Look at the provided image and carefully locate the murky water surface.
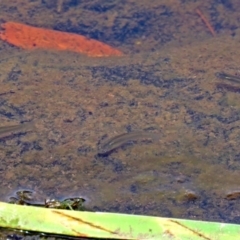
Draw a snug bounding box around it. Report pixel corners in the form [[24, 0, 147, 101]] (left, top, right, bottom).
[[0, 1, 240, 237]]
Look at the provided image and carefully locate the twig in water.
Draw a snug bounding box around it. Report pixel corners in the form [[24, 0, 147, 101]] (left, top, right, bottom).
[[196, 8, 216, 37]]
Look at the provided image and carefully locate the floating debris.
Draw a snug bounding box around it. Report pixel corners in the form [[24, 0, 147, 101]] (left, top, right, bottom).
[[0, 21, 123, 57], [9, 190, 86, 211], [45, 197, 86, 211]]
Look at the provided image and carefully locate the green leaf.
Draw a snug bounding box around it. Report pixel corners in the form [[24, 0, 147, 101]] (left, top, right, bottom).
[[0, 201, 239, 239]]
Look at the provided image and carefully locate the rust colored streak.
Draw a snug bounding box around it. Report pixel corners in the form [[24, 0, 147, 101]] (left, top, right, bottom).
[[169, 220, 212, 240], [196, 9, 216, 37], [53, 210, 117, 235], [0, 21, 123, 57]]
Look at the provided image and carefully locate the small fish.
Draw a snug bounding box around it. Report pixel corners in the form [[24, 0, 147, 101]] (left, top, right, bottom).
[[98, 131, 160, 155], [0, 122, 34, 138], [215, 72, 240, 83], [216, 82, 240, 93]]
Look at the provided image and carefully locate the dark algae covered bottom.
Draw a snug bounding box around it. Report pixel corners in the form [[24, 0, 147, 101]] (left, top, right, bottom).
[[0, 0, 240, 238]]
